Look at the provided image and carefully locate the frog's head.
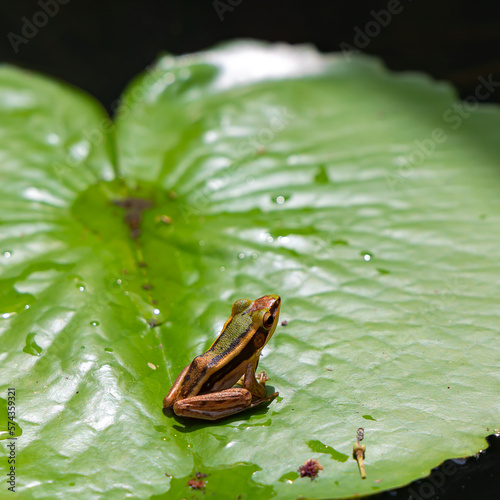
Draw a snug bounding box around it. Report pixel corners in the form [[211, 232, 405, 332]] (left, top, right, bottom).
[[232, 295, 281, 351]]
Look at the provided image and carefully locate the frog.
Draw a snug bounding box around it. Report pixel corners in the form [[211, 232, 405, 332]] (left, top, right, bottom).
[[163, 294, 281, 420]]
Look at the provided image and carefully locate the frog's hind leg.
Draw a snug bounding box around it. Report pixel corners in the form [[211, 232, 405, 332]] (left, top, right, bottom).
[[173, 388, 253, 420]]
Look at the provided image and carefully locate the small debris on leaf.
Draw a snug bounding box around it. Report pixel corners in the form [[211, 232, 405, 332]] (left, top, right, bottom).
[[298, 458, 323, 480], [187, 473, 207, 490], [142, 283, 152, 290], [147, 362, 156, 370], [281, 320, 288, 326], [155, 214, 173, 224], [187, 479, 206, 489], [353, 427, 367, 479]]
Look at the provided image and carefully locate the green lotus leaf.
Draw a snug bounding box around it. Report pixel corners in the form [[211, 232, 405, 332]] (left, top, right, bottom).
[[1, 41, 499, 499]]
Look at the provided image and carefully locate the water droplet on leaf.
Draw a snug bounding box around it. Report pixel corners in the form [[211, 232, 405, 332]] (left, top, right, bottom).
[[361, 251, 373, 261]]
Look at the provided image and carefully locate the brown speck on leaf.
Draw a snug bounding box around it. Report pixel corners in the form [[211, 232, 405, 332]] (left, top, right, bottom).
[[155, 214, 173, 224], [298, 459, 323, 480], [149, 318, 158, 328], [142, 284, 152, 290], [281, 320, 288, 326], [113, 197, 153, 239], [152, 299, 158, 305], [195, 472, 208, 479], [138, 261, 147, 267], [357, 428, 364, 442], [168, 191, 178, 200], [187, 478, 206, 490]]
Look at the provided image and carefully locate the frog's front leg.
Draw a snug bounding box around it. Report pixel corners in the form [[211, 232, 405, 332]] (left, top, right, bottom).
[[241, 359, 279, 405], [239, 358, 266, 399], [235, 367, 269, 390]]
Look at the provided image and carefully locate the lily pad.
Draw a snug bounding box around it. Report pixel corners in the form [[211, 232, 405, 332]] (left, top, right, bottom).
[[0, 41, 499, 499]]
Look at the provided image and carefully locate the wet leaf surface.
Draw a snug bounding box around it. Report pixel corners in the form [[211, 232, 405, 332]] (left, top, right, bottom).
[[1, 42, 499, 498]]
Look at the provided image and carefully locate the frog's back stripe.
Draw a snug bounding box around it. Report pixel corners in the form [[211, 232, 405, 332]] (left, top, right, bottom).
[[175, 324, 258, 399], [205, 294, 279, 361], [199, 339, 259, 394], [206, 313, 254, 360]]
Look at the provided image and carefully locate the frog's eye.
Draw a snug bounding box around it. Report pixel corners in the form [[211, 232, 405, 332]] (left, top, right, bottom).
[[263, 311, 275, 329]]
